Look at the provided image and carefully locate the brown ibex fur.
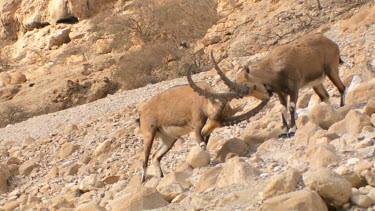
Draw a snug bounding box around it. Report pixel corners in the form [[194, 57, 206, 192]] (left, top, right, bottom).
[[234, 33, 346, 137]]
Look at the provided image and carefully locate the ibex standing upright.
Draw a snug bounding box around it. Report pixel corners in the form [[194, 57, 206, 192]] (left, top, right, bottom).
[[219, 33, 346, 137]]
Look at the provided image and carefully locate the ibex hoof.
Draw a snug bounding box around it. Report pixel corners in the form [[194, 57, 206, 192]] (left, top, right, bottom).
[[278, 133, 288, 139], [288, 132, 295, 138], [199, 142, 207, 150]]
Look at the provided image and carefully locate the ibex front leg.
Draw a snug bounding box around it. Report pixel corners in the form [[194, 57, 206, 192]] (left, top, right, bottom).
[[288, 91, 299, 137], [278, 93, 289, 138]]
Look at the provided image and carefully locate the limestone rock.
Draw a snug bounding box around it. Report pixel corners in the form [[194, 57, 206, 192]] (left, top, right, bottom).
[[79, 174, 104, 192], [364, 97, 375, 116], [108, 187, 168, 211], [261, 169, 302, 200], [48, 0, 70, 21], [368, 188, 375, 202], [353, 160, 372, 176], [345, 110, 373, 134], [45, 166, 59, 179], [294, 122, 321, 146], [215, 138, 248, 162], [102, 175, 120, 185], [157, 171, 191, 190], [195, 166, 222, 192], [335, 166, 363, 188], [64, 163, 81, 176], [10, 72, 27, 85], [350, 195, 372, 208], [303, 168, 351, 207], [346, 78, 375, 106], [63, 124, 78, 135], [0, 164, 12, 194], [157, 183, 184, 202], [75, 202, 105, 211], [94, 139, 112, 156], [6, 157, 22, 165], [328, 120, 346, 135], [207, 135, 225, 151], [361, 170, 375, 186], [261, 190, 328, 211], [48, 28, 71, 49], [0, 72, 11, 86], [2, 200, 19, 211], [241, 122, 279, 145], [308, 102, 343, 130], [216, 157, 260, 188], [19, 160, 39, 176], [96, 39, 114, 54], [306, 144, 340, 168], [186, 146, 210, 168], [59, 142, 79, 159]]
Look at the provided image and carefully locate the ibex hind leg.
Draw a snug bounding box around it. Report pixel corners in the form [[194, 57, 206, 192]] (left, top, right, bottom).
[[152, 134, 177, 178], [326, 62, 346, 106], [141, 128, 157, 184], [313, 84, 330, 104]]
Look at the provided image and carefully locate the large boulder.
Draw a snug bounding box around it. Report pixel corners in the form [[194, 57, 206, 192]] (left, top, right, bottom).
[[108, 187, 168, 211], [157, 171, 191, 190], [303, 168, 351, 207], [261, 169, 302, 200], [59, 142, 79, 159], [186, 146, 210, 168], [294, 122, 321, 146], [305, 144, 341, 168], [195, 166, 222, 192], [261, 190, 328, 211], [216, 157, 260, 188], [345, 110, 373, 134], [19, 160, 39, 176], [346, 78, 375, 106], [215, 138, 248, 162], [329, 110, 372, 135], [308, 102, 343, 130], [79, 174, 104, 192]]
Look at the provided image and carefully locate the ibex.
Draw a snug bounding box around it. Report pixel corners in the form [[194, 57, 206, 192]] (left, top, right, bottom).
[[139, 67, 270, 183], [213, 33, 346, 138]]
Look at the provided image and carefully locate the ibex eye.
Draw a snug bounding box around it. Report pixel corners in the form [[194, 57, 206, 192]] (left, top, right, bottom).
[[254, 85, 257, 90]]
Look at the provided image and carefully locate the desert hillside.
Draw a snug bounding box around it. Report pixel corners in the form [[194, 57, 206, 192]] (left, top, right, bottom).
[[1, 0, 375, 210]]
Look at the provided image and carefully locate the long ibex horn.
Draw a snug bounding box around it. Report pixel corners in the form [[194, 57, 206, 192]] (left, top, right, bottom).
[[210, 51, 249, 95], [220, 100, 269, 126], [187, 65, 245, 100]]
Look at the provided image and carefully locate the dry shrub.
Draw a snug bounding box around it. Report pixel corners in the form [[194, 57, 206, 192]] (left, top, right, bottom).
[[114, 42, 179, 90], [112, 0, 218, 90]]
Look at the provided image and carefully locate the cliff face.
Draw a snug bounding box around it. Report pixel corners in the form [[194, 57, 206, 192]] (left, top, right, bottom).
[[0, 1, 375, 209]]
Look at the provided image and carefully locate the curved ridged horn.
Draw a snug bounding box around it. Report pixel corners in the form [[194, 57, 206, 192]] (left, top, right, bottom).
[[220, 100, 268, 126], [211, 51, 249, 95], [187, 65, 244, 100], [212, 101, 227, 120]]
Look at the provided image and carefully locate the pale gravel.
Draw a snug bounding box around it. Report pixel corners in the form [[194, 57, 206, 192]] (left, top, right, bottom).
[[0, 74, 205, 143]]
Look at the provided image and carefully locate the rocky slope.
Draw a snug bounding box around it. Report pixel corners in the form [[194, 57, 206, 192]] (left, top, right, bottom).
[[1, 0, 375, 210]]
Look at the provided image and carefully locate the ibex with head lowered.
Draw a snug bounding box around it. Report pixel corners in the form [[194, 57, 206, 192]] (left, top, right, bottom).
[[212, 33, 346, 138], [139, 67, 270, 183]]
